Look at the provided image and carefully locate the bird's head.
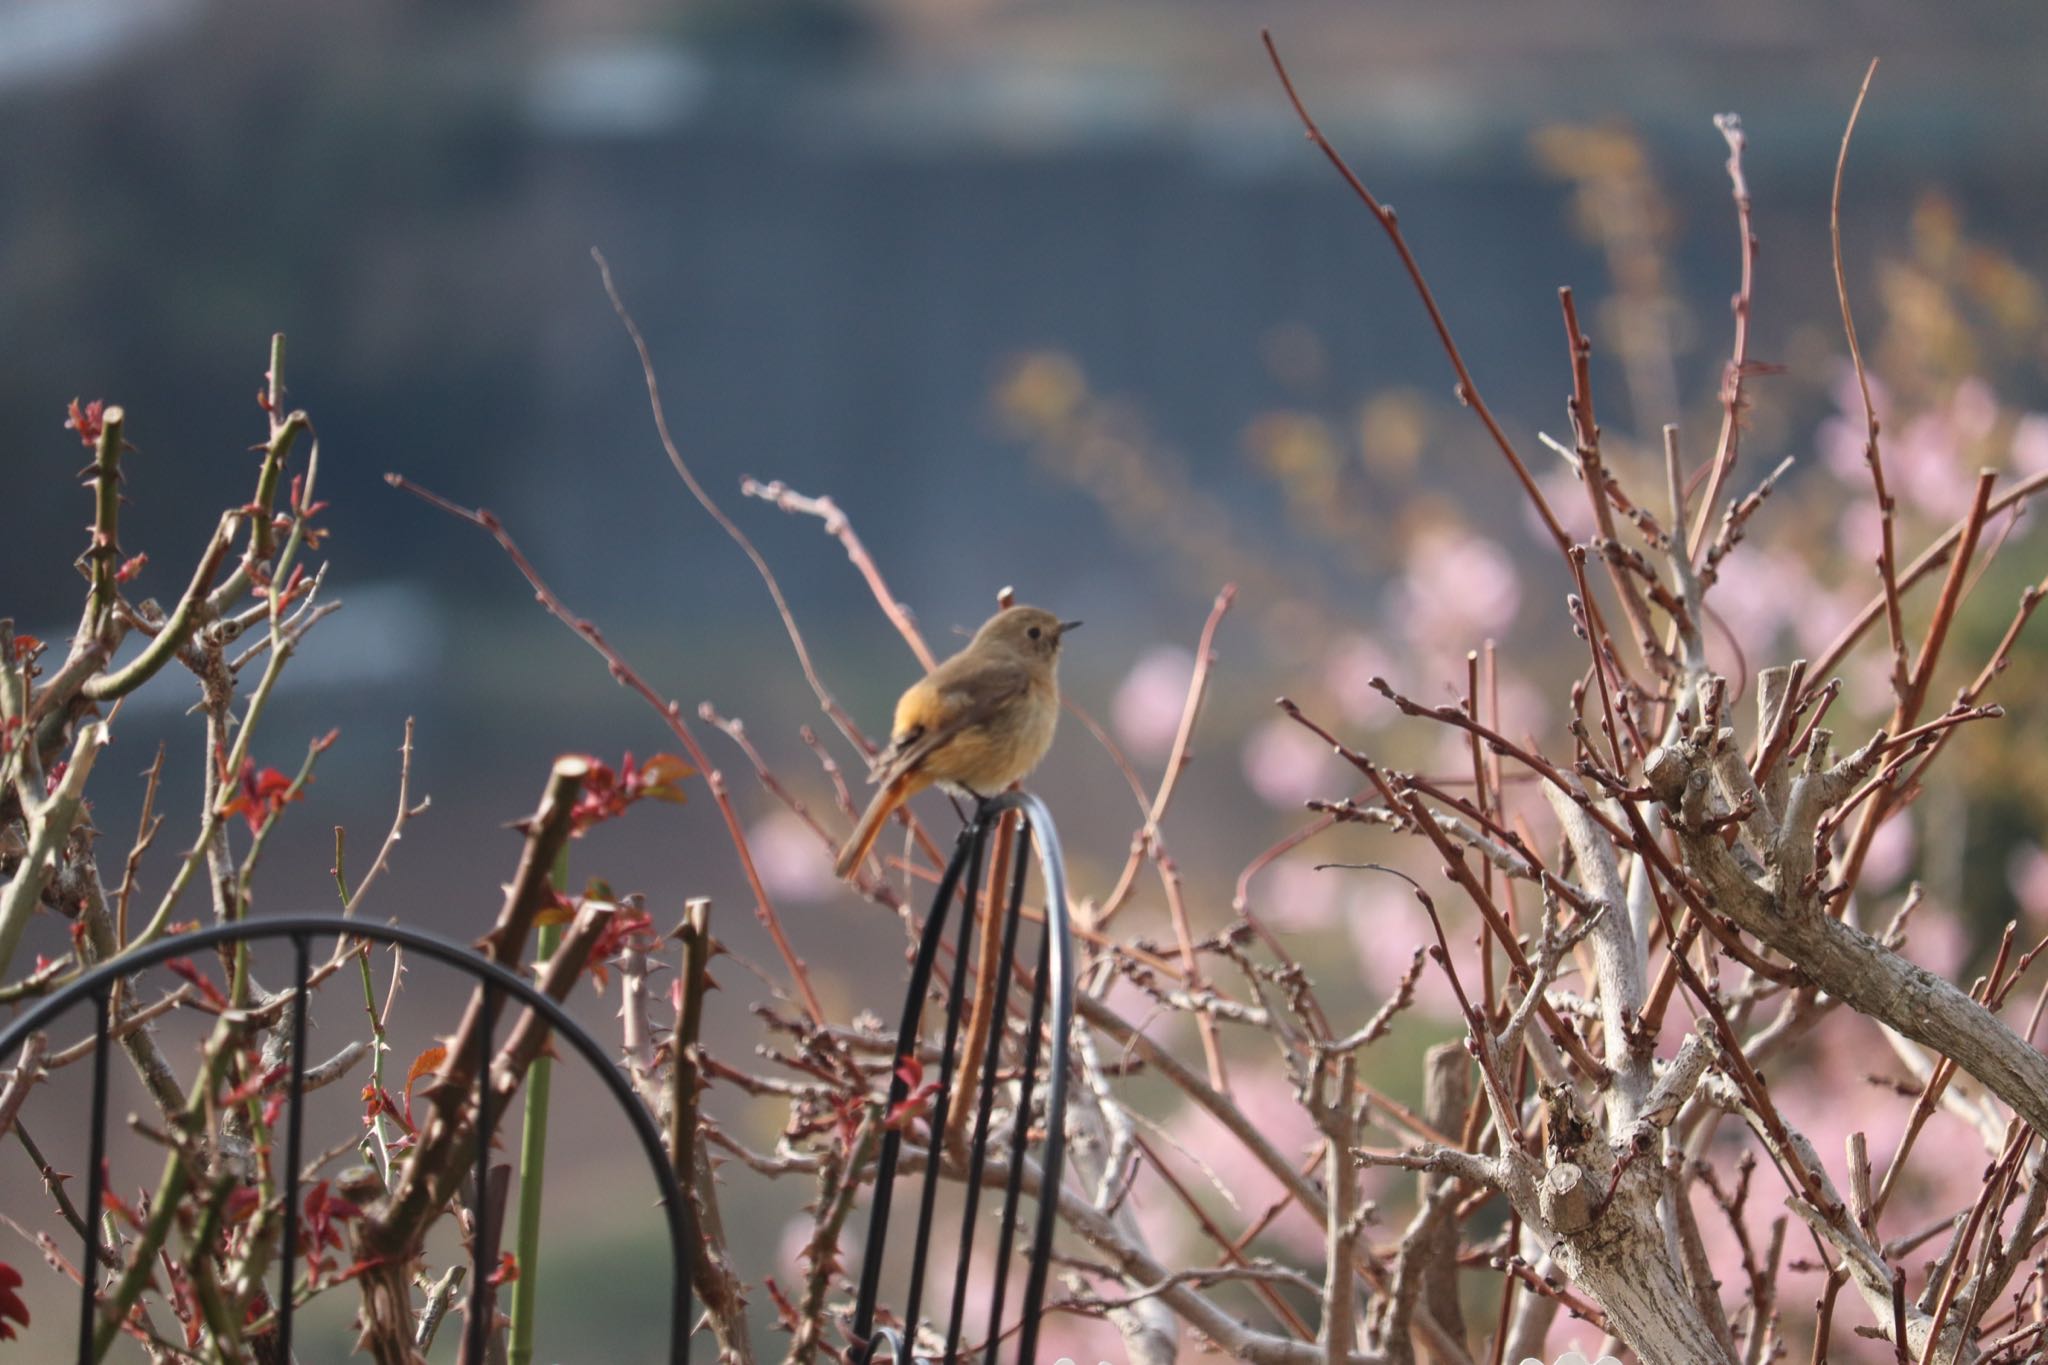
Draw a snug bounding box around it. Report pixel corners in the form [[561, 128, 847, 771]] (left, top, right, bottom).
[[974, 605, 1081, 663]]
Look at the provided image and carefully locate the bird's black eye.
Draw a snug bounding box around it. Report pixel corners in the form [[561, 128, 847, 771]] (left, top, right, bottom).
[[1027, 625, 1043, 640]]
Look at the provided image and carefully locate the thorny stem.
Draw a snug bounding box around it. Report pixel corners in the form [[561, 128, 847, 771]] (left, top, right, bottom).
[[506, 845, 569, 1365], [385, 472, 827, 1026], [1687, 111, 1758, 561], [1559, 286, 1667, 678], [0, 722, 109, 976], [93, 1021, 241, 1360], [1802, 469, 2048, 694], [1829, 59, 1909, 702], [1834, 470, 1997, 899], [1262, 31, 1572, 560], [81, 406, 128, 641], [593, 251, 881, 760], [740, 478, 938, 671]]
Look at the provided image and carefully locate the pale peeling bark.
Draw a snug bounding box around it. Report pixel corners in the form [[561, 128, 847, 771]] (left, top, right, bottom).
[[1647, 731, 2048, 1138], [1393, 1029, 1735, 1365]]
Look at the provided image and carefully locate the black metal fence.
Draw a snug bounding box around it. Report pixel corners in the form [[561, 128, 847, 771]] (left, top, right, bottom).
[[850, 790, 1075, 1364], [0, 917, 693, 1364], [0, 790, 1075, 1363]]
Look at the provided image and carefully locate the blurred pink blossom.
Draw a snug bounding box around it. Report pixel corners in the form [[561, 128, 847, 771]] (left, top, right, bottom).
[[1791, 583, 1864, 659], [1707, 539, 1866, 664], [1819, 411, 1868, 483], [1840, 650, 1899, 719], [1429, 727, 1480, 778], [1166, 1067, 1331, 1256], [1034, 1308, 1125, 1363], [1953, 376, 1999, 441], [1827, 377, 1995, 520], [1258, 856, 1345, 933], [1779, 1011, 1985, 1234], [1705, 547, 1809, 652], [1345, 876, 1457, 1020], [2012, 413, 2048, 476], [2008, 842, 2048, 919], [1528, 463, 1600, 542], [1902, 904, 1968, 979], [1112, 645, 1196, 762], [1859, 811, 1916, 891], [748, 808, 838, 903], [1324, 633, 1399, 728], [1242, 715, 1340, 809], [1389, 526, 1522, 648], [1821, 362, 1891, 480], [1891, 411, 1973, 520], [1492, 674, 1545, 747], [1839, 498, 1884, 561]]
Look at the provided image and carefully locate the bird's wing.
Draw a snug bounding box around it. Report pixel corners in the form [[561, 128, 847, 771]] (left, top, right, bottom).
[[871, 661, 1033, 788]]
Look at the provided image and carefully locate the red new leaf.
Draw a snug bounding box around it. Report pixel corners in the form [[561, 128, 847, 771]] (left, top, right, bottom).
[[884, 1056, 941, 1133], [65, 398, 105, 448], [220, 758, 304, 834], [2, 1259, 31, 1341], [402, 1045, 447, 1128], [165, 958, 230, 1011], [568, 751, 693, 833]]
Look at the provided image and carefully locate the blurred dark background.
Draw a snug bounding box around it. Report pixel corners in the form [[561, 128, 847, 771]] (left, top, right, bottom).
[[4, 0, 2042, 884], [5, 0, 2048, 1356]]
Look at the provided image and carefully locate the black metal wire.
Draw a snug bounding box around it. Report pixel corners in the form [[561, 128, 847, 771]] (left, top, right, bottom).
[[849, 791, 1075, 1365], [898, 824, 985, 1338], [985, 930, 1048, 1362], [850, 826, 981, 1351], [1016, 800, 1075, 1363], [467, 977, 497, 1365], [277, 933, 311, 1356], [76, 986, 109, 1364], [943, 821, 1032, 1360], [0, 916, 693, 1365]]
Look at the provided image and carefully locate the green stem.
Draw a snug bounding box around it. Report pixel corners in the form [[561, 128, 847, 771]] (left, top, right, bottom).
[[123, 597, 300, 955], [507, 846, 568, 1365], [0, 621, 24, 722], [0, 721, 108, 980], [83, 406, 127, 640], [206, 338, 306, 616], [82, 511, 237, 702], [184, 1171, 249, 1362], [93, 1023, 239, 1360], [671, 899, 711, 1184], [252, 336, 297, 566], [355, 940, 394, 1181]]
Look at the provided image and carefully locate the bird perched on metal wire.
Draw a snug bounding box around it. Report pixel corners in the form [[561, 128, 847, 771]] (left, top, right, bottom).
[[835, 605, 1078, 879]]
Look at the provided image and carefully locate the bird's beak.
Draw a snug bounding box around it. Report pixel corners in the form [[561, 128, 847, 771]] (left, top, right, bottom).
[[1058, 620, 1083, 636]]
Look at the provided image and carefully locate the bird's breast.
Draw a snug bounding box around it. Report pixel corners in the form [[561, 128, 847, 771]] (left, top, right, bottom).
[[928, 680, 1059, 792]]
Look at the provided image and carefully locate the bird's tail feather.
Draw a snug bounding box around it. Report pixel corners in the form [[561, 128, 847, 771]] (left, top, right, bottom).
[[835, 777, 910, 879]]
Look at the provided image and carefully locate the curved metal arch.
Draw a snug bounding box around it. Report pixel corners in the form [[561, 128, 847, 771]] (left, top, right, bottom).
[[0, 915, 692, 1365], [5, 792, 1078, 1363], [849, 790, 1076, 1364]]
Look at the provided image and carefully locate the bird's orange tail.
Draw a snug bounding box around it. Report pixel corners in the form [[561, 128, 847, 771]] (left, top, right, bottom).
[[835, 775, 915, 879]]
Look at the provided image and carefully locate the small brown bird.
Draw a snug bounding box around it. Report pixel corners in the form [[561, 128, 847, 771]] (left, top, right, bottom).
[[834, 605, 1078, 879]]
